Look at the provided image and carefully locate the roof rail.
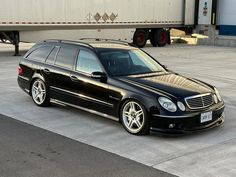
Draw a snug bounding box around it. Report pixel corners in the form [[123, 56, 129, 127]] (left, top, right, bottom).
[[79, 38, 135, 47], [42, 39, 95, 49]]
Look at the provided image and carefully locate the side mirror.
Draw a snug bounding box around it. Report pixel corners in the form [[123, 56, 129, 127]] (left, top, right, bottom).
[[91, 71, 107, 82]]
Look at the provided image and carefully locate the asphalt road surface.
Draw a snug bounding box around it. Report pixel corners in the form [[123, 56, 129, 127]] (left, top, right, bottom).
[[0, 114, 175, 177]]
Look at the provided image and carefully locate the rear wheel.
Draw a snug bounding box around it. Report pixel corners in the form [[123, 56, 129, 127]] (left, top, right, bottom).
[[31, 79, 50, 107], [120, 100, 149, 135], [133, 29, 148, 48]]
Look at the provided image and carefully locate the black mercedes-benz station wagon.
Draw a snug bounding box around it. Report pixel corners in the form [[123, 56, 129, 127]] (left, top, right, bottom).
[[17, 39, 225, 135]]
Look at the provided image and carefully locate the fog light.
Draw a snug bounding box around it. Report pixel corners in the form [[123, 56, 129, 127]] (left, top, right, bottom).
[[169, 124, 176, 129], [177, 101, 186, 111]]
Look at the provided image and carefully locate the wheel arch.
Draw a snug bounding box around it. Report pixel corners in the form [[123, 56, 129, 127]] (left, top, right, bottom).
[[117, 94, 158, 123], [29, 73, 46, 95]]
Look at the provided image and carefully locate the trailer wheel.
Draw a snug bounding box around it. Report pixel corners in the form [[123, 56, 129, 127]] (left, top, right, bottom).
[[150, 29, 158, 47], [150, 29, 168, 47], [157, 29, 168, 47], [133, 29, 147, 48]]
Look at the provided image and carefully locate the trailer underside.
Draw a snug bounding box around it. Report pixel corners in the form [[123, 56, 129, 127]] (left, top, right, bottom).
[[0, 24, 193, 55], [0, 31, 20, 56]]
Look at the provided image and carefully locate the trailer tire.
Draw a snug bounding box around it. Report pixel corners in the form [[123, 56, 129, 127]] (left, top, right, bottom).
[[150, 29, 168, 47], [167, 30, 171, 45], [156, 29, 168, 47], [133, 29, 147, 48], [150, 29, 158, 47]]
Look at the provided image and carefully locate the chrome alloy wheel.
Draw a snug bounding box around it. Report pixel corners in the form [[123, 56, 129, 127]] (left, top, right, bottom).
[[32, 79, 46, 105], [122, 101, 145, 134]]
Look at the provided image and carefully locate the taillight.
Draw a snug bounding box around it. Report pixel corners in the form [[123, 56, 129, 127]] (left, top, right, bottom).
[[18, 66, 23, 75]]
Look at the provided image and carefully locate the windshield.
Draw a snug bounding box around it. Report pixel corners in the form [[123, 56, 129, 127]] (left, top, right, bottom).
[[99, 49, 166, 76]]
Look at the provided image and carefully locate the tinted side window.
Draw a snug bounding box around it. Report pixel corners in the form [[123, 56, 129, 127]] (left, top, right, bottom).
[[27, 46, 53, 62], [76, 50, 102, 74], [46, 47, 58, 64], [55, 46, 78, 69]]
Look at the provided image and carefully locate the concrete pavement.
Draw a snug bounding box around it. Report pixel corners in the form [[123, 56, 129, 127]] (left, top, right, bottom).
[[0, 43, 236, 177]]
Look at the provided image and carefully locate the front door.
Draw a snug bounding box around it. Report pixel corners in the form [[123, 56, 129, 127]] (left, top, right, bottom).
[[68, 48, 112, 114]]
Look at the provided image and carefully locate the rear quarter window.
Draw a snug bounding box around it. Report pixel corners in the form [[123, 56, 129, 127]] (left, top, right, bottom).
[[55, 46, 78, 69], [27, 46, 53, 62]]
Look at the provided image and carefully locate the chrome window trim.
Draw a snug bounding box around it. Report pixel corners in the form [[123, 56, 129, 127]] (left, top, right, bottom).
[[185, 93, 214, 110], [50, 99, 118, 121], [50, 86, 113, 107]]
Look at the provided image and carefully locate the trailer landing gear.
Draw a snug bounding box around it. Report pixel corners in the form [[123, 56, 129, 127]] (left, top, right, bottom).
[[0, 31, 20, 56]]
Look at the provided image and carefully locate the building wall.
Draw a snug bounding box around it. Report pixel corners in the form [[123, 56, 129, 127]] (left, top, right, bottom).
[[218, 0, 236, 36]]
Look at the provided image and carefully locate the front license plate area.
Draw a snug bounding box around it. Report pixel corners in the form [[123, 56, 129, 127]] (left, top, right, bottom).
[[201, 112, 213, 123]]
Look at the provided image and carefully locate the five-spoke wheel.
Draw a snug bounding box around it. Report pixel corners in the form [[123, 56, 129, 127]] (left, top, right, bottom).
[[31, 79, 50, 106], [121, 100, 149, 135]]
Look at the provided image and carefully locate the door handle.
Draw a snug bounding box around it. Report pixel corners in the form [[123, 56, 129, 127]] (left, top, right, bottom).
[[43, 68, 50, 74], [70, 75, 79, 82]]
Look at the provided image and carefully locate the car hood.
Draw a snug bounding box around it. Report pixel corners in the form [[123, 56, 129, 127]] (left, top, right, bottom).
[[118, 72, 214, 98]]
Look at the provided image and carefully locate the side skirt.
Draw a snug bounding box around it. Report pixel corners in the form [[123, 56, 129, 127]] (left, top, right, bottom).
[[50, 99, 119, 122]]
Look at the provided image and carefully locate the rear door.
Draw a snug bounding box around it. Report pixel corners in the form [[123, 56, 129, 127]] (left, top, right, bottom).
[[44, 44, 79, 102], [41, 45, 59, 85]]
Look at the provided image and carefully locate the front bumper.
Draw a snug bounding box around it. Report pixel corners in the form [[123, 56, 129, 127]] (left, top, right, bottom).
[[150, 104, 225, 134]]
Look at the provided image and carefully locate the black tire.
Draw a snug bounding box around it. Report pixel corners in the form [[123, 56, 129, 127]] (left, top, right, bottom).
[[120, 100, 150, 135], [167, 30, 171, 45], [133, 29, 148, 48], [150, 29, 158, 47], [156, 29, 168, 47], [31, 79, 50, 107], [150, 29, 168, 47]]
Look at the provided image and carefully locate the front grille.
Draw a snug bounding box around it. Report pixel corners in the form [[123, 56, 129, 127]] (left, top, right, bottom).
[[185, 93, 214, 109]]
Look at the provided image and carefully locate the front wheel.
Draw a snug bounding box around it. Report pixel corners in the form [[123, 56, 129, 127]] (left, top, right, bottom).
[[120, 100, 149, 135], [31, 79, 50, 107]]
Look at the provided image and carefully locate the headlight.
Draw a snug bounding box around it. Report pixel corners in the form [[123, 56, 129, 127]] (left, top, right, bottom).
[[158, 97, 177, 112], [214, 88, 222, 102]]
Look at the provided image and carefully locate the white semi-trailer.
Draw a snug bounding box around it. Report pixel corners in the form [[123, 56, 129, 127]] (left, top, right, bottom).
[[0, 0, 196, 55]]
